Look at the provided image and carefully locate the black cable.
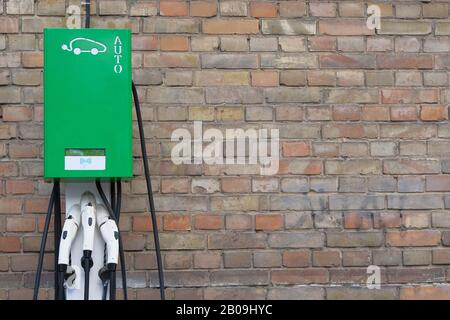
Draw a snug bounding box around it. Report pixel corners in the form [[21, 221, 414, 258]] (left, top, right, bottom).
[[116, 180, 122, 222], [109, 179, 121, 299], [33, 184, 56, 300], [82, 252, 91, 300], [95, 180, 128, 300], [109, 266, 116, 300], [85, 0, 91, 28], [53, 181, 63, 300], [110, 181, 116, 217], [132, 82, 165, 300]]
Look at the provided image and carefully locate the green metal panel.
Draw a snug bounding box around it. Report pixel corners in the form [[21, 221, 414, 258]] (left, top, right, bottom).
[[44, 28, 132, 180]]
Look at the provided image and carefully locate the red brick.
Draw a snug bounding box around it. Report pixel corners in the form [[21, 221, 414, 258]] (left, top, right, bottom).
[[5, 180, 34, 195], [319, 20, 374, 35], [282, 142, 310, 157], [22, 52, 44, 68], [307, 70, 335, 86], [203, 20, 259, 34], [132, 35, 158, 51], [163, 215, 191, 231], [401, 286, 450, 300], [8, 143, 39, 159], [255, 214, 283, 231], [421, 105, 448, 121], [160, 36, 189, 51], [24, 198, 49, 213], [0, 236, 20, 252], [2, 107, 32, 122], [6, 217, 35, 232], [272, 269, 328, 284], [161, 178, 189, 193], [0, 17, 19, 33], [190, 1, 217, 17], [373, 212, 401, 229], [222, 177, 251, 193], [332, 105, 360, 121], [426, 176, 450, 192], [194, 215, 223, 230], [283, 250, 310, 267], [390, 106, 418, 121], [344, 212, 372, 229], [160, 2, 189, 16], [382, 89, 438, 104], [313, 250, 340, 267], [310, 3, 336, 17], [308, 36, 336, 51], [377, 55, 433, 69], [0, 162, 18, 177], [0, 199, 22, 214], [132, 215, 162, 232], [361, 106, 390, 121], [386, 231, 441, 247], [250, 2, 277, 17], [251, 71, 278, 87]]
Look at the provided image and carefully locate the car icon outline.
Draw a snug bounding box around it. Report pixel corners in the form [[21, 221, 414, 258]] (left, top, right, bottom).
[[61, 37, 107, 56]]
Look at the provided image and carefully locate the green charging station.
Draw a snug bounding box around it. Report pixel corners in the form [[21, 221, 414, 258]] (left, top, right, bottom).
[[44, 28, 132, 180]]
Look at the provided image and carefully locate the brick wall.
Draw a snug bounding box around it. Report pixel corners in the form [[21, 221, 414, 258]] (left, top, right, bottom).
[[1, 0, 450, 300]]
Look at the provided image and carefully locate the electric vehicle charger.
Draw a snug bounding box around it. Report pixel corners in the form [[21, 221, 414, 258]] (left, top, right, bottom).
[[33, 0, 165, 300]]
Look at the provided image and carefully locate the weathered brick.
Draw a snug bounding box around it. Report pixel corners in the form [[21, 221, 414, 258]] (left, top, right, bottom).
[[266, 88, 320, 103], [282, 250, 310, 267], [160, 1, 188, 17], [319, 20, 373, 35], [220, 1, 247, 17], [190, 1, 217, 17], [250, 2, 277, 18], [268, 287, 324, 300], [279, 2, 306, 18], [269, 232, 324, 248], [325, 160, 381, 175], [401, 286, 450, 300], [130, 1, 157, 16], [386, 230, 441, 247], [206, 87, 262, 104], [378, 21, 432, 35], [313, 250, 340, 267], [327, 287, 398, 300], [271, 269, 328, 284], [398, 176, 424, 193], [144, 19, 199, 34], [203, 20, 258, 34], [191, 36, 219, 51], [320, 54, 376, 69], [208, 233, 265, 249], [147, 88, 203, 104], [261, 20, 316, 35], [202, 54, 258, 69], [327, 232, 383, 247], [377, 55, 433, 69], [261, 54, 317, 69], [7, 0, 34, 14], [144, 53, 199, 68]]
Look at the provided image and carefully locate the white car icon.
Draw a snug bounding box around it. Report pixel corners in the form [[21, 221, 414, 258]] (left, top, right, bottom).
[[61, 37, 107, 56]]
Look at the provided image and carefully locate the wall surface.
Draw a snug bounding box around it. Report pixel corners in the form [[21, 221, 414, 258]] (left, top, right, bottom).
[[1, 0, 450, 300]]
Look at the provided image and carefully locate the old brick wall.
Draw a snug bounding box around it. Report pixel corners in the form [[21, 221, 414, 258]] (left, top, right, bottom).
[[1, 0, 450, 300]]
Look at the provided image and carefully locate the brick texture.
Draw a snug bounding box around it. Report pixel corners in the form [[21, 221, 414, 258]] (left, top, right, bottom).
[[1, 0, 450, 300]]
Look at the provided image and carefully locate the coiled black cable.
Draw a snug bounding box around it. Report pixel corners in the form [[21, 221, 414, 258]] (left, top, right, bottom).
[[53, 181, 64, 300], [96, 180, 127, 300], [85, 0, 90, 28], [33, 184, 56, 300], [132, 82, 165, 300]]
